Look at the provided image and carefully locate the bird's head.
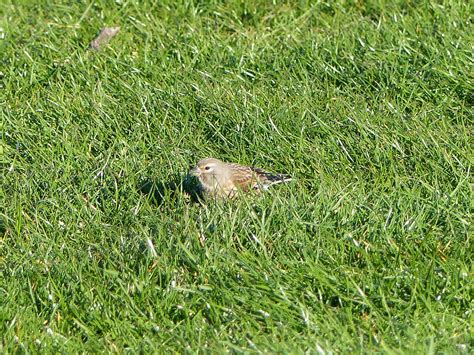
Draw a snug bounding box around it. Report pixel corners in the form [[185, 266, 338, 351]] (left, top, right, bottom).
[[189, 158, 227, 185]]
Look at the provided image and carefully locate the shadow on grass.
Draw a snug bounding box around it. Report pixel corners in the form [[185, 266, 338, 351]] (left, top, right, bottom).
[[0, 217, 6, 236], [138, 173, 202, 206]]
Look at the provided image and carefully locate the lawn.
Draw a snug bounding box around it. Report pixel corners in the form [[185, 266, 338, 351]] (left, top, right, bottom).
[[1, 0, 472, 352]]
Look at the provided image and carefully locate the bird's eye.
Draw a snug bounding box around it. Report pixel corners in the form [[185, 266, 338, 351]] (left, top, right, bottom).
[[205, 166, 211, 171]]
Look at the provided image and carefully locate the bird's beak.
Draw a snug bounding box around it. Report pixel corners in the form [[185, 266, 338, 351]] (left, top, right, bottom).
[[189, 167, 200, 177]]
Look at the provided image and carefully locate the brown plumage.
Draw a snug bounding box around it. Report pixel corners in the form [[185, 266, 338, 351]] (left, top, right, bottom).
[[189, 158, 292, 199]]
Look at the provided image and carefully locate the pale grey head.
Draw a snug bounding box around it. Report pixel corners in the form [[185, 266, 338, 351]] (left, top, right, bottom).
[[189, 157, 231, 190]]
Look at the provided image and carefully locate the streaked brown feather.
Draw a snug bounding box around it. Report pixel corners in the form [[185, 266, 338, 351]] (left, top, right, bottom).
[[230, 167, 257, 191], [229, 165, 290, 192]]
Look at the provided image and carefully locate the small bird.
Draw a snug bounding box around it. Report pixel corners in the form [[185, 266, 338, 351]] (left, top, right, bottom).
[[189, 157, 292, 199]]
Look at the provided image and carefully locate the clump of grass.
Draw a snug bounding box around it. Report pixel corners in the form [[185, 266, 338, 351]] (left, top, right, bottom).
[[1, 1, 471, 352]]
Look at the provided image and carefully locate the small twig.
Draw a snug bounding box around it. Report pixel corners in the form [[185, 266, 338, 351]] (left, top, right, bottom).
[[90, 27, 120, 51]]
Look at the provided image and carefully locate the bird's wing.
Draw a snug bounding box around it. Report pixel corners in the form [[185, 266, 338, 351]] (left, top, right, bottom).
[[229, 164, 291, 191], [228, 164, 258, 192]]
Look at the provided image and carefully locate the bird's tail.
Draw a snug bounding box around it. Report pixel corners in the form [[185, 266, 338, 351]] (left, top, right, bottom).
[[265, 173, 292, 184], [250, 167, 292, 190]]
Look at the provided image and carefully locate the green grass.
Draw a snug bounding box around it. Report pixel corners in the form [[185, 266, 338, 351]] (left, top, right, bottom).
[[1, 0, 472, 352]]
